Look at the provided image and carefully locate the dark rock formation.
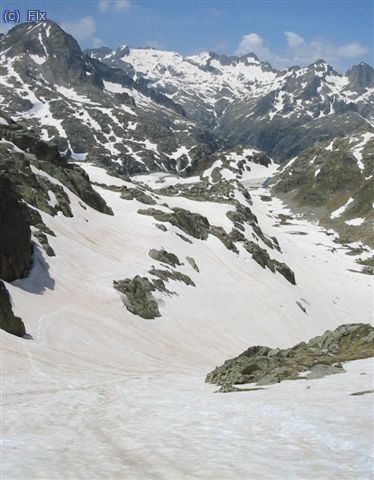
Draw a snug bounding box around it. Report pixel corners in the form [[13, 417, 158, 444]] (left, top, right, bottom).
[[149, 248, 181, 267], [113, 276, 162, 319], [121, 186, 156, 205], [0, 176, 32, 281], [0, 281, 26, 337], [206, 323, 374, 390], [149, 267, 195, 287]]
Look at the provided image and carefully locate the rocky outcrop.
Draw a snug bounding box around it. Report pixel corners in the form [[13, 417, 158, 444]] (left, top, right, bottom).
[[0, 281, 26, 337], [272, 131, 374, 248], [0, 118, 113, 216], [186, 257, 199, 272], [113, 276, 162, 319], [138, 207, 211, 240], [243, 241, 296, 284], [31, 156, 113, 216], [114, 252, 196, 318], [149, 267, 195, 287], [149, 249, 181, 268], [206, 323, 374, 390], [121, 186, 156, 205], [139, 205, 295, 283], [0, 177, 32, 282]]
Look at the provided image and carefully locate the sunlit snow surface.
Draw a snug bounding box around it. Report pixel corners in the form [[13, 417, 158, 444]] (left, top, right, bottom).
[[1, 163, 373, 479]]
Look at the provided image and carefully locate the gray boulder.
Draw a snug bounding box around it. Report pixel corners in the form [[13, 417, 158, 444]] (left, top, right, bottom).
[[0, 281, 26, 337]]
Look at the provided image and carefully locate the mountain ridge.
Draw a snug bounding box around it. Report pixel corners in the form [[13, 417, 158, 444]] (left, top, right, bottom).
[[1, 20, 373, 174]]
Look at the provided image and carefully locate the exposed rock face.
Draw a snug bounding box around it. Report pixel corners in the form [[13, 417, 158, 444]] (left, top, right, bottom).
[[347, 63, 374, 91], [243, 241, 296, 284], [114, 252, 196, 319], [186, 257, 199, 272], [272, 130, 374, 247], [0, 176, 32, 282], [113, 276, 161, 319], [149, 267, 195, 287], [121, 186, 156, 205], [1, 21, 219, 176], [0, 281, 26, 337], [0, 118, 113, 216], [2, 21, 373, 177], [149, 249, 181, 268], [206, 323, 374, 389], [91, 43, 374, 162], [138, 207, 211, 240], [139, 201, 296, 284]]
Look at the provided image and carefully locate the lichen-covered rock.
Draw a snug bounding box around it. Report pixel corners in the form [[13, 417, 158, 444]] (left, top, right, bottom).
[[206, 323, 374, 389], [149, 248, 181, 267], [0, 280, 26, 337], [113, 276, 161, 319], [139, 207, 242, 253], [138, 207, 210, 240], [149, 267, 195, 287]]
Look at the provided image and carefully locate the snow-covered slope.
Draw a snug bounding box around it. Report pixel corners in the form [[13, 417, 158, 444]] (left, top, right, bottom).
[[2, 140, 373, 477], [87, 48, 278, 125], [1, 20, 373, 480]]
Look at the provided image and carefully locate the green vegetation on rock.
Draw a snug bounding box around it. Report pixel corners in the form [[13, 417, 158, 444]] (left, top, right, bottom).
[[113, 276, 162, 319], [206, 323, 374, 390]]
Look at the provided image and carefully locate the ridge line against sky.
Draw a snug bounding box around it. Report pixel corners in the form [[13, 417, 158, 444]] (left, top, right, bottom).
[[0, 0, 372, 71]]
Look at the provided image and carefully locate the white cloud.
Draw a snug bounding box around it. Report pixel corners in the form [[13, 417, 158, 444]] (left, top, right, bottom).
[[285, 31, 304, 48], [98, 0, 130, 13], [236, 33, 263, 54], [144, 40, 163, 50], [62, 16, 97, 42], [92, 37, 105, 48], [338, 42, 369, 58], [114, 0, 131, 12], [62, 16, 104, 47], [236, 33, 274, 61], [235, 31, 369, 69], [98, 0, 110, 11]]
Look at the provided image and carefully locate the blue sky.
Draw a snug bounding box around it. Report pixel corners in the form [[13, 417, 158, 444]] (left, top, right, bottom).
[[1, 0, 373, 70]]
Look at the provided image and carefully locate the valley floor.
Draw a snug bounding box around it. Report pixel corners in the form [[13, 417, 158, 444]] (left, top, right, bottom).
[[1, 165, 373, 479]]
